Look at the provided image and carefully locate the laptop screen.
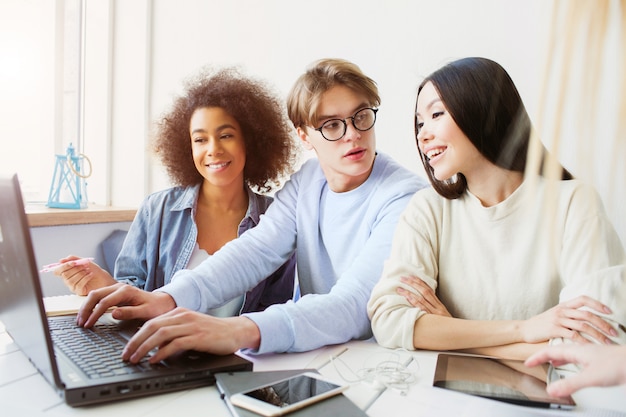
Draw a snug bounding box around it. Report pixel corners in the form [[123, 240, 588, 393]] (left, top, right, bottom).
[[0, 174, 62, 389]]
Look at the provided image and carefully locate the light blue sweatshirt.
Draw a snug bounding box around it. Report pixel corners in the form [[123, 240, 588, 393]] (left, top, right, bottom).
[[158, 152, 428, 354]]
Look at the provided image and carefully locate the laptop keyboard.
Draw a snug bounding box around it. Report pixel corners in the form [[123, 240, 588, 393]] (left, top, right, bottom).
[[48, 316, 164, 379]]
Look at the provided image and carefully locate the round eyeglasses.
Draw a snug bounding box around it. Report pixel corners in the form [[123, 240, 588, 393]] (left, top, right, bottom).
[[314, 108, 378, 141]]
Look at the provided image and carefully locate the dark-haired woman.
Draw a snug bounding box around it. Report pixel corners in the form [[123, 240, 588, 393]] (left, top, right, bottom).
[[368, 57, 625, 359]]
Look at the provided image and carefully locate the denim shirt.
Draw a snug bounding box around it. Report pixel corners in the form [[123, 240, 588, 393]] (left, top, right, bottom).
[[114, 184, 295, 314]]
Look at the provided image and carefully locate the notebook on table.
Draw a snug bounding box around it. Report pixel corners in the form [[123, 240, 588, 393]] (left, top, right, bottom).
[[0, 173, 252, 406]]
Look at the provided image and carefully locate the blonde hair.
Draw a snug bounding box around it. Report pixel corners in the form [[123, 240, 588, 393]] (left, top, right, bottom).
[[286, 58, 380, 129]]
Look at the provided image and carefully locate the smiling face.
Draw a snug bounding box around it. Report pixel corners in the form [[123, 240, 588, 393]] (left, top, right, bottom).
[[415, 82, 487, 182], [296, 84, 376, 192], [189, 107, 246, 189]]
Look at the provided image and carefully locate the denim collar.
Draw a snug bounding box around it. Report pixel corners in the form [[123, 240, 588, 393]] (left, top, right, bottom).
[[170, 183, 264, 226]]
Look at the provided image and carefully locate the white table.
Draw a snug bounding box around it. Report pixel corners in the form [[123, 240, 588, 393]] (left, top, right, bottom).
[[1, 320, 625, 416]]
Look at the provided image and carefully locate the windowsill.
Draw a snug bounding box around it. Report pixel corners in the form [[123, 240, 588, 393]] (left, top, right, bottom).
[[25, 203, 136, 227]]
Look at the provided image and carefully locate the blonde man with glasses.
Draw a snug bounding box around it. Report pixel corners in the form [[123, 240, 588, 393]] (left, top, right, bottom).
[[76, 58, 428, 361]]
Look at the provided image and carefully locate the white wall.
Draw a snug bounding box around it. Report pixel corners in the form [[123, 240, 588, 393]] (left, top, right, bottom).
[[107, 0, 553, 194], [99, 0, 624, 243], [146, 0, 552, 186], [106, 0, 553, 201]]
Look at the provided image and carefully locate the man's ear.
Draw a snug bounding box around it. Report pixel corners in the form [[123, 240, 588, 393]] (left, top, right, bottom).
[[296, 127, 314, 151]]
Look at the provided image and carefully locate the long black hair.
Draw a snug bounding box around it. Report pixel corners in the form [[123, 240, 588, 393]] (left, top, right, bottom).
[[415, 57, 572, 199]]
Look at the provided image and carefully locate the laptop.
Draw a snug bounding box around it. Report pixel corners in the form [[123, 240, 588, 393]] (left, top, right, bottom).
[[0, 173, 252, 406]]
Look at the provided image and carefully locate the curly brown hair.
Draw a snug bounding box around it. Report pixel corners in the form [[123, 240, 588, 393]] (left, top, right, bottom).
[[153, 66, 298, 192]]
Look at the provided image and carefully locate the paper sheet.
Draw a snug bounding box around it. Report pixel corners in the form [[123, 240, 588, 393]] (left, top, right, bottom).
[[43, 294, 86, 316]]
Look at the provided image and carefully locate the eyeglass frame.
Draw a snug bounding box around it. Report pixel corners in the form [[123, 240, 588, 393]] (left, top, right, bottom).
[[312, 107, 379, 141]]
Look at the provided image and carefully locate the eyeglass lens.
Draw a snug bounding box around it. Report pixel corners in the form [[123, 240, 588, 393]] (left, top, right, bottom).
[[320, 108, 377, 141]]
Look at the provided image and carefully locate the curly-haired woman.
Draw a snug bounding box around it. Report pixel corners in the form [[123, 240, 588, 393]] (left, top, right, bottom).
[[56, 66, 298, 316]]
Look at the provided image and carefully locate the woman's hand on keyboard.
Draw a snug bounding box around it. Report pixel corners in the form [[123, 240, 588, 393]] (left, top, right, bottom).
[[77, 283, 176, 328]]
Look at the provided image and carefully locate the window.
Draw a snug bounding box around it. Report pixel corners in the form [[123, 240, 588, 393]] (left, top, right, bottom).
[[0, 0, 82, 203]]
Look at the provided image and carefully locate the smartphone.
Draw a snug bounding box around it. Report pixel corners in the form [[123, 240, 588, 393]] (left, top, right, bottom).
[[230, 371, 348, 417]]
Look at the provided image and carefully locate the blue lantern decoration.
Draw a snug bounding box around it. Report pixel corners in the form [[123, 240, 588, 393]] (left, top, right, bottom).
[[47, 143, 92, 209]]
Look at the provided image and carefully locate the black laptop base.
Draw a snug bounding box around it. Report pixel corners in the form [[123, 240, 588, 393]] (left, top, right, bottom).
[[64, 350, 252, 406]]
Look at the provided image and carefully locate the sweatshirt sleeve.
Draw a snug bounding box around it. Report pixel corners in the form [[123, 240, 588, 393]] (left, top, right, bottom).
[[246, 175, 423, 354], [556, 182, 626, 344], [368, 190, 440, 350]]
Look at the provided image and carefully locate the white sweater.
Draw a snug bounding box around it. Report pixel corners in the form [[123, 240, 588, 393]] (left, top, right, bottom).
[[368, 177, 626, 350]]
